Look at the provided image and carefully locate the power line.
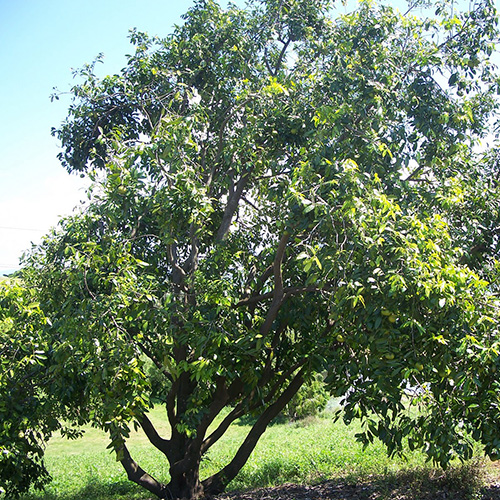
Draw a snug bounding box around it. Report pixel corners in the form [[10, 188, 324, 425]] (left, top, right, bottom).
[[0, 226, 45, 232]]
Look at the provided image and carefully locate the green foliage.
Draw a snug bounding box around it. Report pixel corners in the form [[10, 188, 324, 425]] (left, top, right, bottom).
[[146, 361, 172, 404], [4, 0, 500, 498], [0, 281, 56, 497], [283, 373, 329, 421]]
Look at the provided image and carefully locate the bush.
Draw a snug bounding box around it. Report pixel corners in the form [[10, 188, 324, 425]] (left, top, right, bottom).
[[283, 373, 329, 421]]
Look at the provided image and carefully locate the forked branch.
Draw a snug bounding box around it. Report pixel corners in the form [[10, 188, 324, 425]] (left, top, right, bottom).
[[202, 365, 306, 495]]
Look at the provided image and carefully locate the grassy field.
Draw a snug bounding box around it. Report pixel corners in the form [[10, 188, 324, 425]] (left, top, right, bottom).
[[15, 402, 495, 500]]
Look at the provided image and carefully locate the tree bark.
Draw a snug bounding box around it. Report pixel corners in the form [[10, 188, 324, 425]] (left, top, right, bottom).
[[119, 352, 307, 500], [167, 460, 204, 500], [139, 413, 170, 458], [216, 167, 254, 241], [119, 443, 169, 498], [202, 366, 306, 495]]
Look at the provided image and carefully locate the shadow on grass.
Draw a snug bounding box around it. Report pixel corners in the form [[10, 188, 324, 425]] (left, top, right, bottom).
[[222, 460, 500, 500], [22, 479, 145, 500], [234, 413, 287, 427], [19, 460, 500, 500], [370, 462, 489, 500]]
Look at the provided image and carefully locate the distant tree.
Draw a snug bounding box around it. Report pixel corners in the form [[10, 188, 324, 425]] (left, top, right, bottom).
[[284, 372, 329, 421], [2, 0, 500, 498]]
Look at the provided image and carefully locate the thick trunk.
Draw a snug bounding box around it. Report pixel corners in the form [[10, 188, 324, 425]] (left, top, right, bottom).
[[120, 437, 206, 500], [167, 461, 204, 500], [119, 368, 305, 499]]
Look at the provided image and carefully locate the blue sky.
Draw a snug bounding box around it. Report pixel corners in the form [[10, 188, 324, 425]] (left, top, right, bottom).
[[0, 0, 248, 275], [0, 0, 497, 275]]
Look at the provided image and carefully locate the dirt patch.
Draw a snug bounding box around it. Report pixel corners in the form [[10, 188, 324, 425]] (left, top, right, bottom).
[[215, 463, 500, 500], [216, 480, 500, 500]]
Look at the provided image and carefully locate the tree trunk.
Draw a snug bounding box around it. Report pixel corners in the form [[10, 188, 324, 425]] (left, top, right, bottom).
[[119, 367, 305, 499], [167, 460, 204, 500], [203, 367, 306, 495]]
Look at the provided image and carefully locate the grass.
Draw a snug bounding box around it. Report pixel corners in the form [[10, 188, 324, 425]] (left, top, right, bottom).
[[15, 404, 493, 500]]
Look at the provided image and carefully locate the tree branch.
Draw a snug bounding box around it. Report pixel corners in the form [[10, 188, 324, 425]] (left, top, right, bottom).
[[260, 321, 288, 386], [212, 98, 255, 174], [138, 413, 170, 458], [264, 359, 306, 404], [402, 163, 427, 182], [135, 339, 174, 384], [166, 379, 178, 429], [258, 233, 290, 336], [185, 224, 200, 274], [254, 264, 274, 293], [271, 39, 291, 76], [119, 442, 167, 498], [273, 232, 289, 296], [215, 167, 255, 241], [200, 404, 246, 455], [203, 365, 306, 495], [235, 285, 324, 307], [167, 243, 186, 286]]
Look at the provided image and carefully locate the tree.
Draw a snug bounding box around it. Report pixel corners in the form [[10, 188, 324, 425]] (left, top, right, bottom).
[[0, 280, 84, 498], [284, 372, 329, 421], [2, 0, 500, 498]]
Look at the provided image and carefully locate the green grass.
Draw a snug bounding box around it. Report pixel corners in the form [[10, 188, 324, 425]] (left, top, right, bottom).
[[15, 404, 489, 500]]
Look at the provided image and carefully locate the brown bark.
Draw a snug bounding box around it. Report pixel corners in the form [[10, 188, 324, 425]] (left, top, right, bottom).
[[172, 377, 236, 475], [168, 460, 204, 500], [201, 404, 246, 455], [139, 413, 170, 458], [202, 366, 306, 495], [120, 360, 307, 500], [258, 233, 290, 336], [119, 443, 168, 498]]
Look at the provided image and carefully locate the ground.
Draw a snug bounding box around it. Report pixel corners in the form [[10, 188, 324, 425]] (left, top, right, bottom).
[[216, 479, 500, 500], [215, 462, 500, 500]]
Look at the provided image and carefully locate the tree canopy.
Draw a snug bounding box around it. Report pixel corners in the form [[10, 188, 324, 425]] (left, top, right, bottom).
[[1, 0, 500, 498]]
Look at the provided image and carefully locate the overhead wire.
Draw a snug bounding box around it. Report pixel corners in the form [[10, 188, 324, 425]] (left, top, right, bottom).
[[0, 226, 46, 270], [0, 226, 45, 232]]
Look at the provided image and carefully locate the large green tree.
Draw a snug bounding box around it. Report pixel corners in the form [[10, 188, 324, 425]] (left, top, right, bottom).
[[2, 0, 500, 498]]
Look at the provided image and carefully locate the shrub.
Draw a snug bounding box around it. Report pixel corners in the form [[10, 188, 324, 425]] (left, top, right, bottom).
[[284, 373, 329, 421]]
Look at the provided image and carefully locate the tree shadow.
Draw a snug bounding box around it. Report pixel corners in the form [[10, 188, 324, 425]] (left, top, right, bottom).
[[219, 461, 499, 500], [21, 479, 142, 500], [234, 413, 287, 427]]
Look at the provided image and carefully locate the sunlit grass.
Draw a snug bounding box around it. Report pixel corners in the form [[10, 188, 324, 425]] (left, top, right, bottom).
[[16, 403, 490, 500], [202, 413, 429, 491]]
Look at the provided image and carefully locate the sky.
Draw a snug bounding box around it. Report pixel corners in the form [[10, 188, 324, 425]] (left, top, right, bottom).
[[0, 0, 245, 275], [0, 0, 498, 275]]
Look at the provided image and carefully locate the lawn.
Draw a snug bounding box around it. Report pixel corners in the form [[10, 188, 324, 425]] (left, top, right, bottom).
[[15, 402, 498, 500]]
